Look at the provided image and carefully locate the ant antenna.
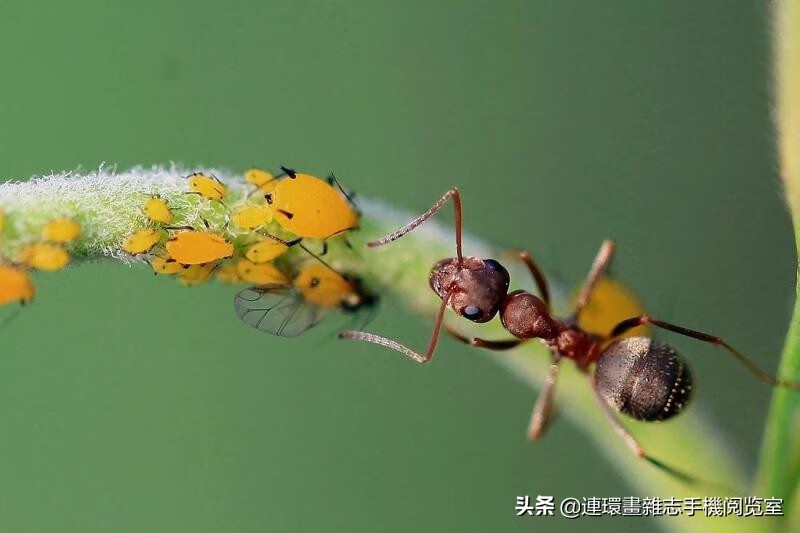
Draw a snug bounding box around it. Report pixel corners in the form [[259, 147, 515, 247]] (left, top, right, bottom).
[[340, 289, 453, 364], [368, 188, 464, 264]]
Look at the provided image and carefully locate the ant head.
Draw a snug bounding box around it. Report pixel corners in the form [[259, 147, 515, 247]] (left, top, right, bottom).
[[429, 257, 510, 323]]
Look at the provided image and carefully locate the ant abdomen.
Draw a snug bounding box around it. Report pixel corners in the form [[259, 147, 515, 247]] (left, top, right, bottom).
[[595, 337, 693, 421]]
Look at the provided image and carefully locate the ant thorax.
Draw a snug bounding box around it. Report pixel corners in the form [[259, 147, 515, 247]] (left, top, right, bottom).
[[428, 256, 509, 323]]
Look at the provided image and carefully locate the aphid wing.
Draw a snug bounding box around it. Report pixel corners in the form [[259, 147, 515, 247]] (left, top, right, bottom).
[[234, 285, 328, 337]]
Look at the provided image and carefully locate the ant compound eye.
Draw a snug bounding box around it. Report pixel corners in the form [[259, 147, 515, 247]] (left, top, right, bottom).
[[484, 259, 503, 271], [462, 305, 482, 320]]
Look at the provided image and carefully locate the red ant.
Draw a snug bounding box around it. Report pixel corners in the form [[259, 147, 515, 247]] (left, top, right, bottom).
[[340, 188, 800, 483]]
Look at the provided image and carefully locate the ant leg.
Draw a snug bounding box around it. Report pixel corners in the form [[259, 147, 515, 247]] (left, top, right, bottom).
[[528, 354, 560, 440], [444, 324, 525, 350], [572, 240, 616, 319], [610, 315, 800, 389], [517, 250, 550, 308], [589, 373, 699, 485], [339, 291, 452, 364], [368, 188, 464, 263]]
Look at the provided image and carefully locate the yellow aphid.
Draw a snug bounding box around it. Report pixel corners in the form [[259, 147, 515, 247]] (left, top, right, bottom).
[[294, 264, 356, 308], [19, 243, 70, 271], [244, 168, 275, 187], [42, 218, 81, 243], [573, 276, 648, 338], [216, 262, 242, 284], [236, 260, 288, 285], [188, 173, 228, 201], [150, 256, 183, 275], [144, 196, 174, 225], [232, 204, 273, 229], [244, 238, 290, 264], [123, 228, 163, 255], [0, 264, 35, 306], [178, 264, 217, 287], [267, 171, 358, 239], [166, 230, 234, 265]]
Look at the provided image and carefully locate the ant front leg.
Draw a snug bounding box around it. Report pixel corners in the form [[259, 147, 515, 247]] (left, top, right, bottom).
[[571, 240, 616, 320], [610, 315, 800, 390], [528, 353, 560, 440], [340, 290, 453, 364], [444, 324, 525, 350]]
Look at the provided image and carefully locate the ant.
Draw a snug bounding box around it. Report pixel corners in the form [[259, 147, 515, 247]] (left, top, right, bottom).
[[340, 188, 800, 483]]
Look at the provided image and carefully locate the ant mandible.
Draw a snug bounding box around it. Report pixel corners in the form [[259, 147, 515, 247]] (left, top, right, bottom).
[[340, 188, 800, 483]]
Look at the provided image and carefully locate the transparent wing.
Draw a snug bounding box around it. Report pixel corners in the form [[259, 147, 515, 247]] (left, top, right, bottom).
[[234, 285, 329, 337]]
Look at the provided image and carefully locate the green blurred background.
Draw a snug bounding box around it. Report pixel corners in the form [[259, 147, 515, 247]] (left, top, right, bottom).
[[0, 1, 792, 531]]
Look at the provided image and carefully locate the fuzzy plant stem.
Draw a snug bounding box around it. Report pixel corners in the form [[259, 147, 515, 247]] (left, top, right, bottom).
[[0, 166, 757, 533], [756, 0, 800, 529]]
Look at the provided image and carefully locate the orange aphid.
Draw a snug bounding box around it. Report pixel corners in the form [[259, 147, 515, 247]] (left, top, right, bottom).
[[573, 276, 648, 338], [267, 169, 358, 240], [293, 264, 356, 308], [244, 168, 275, 187], [42, 218, 81, 243], [19, 243, 70, 271], [144, 196, 174, 225], [166, 230, 234, 265], [178, 263, 217, 286], [216, 262, 242, 284], [150, 256, 183, 275], [244, 238, 290, 264], [236, 260, 288, 285], [122, 228, 163, 255], [0, 264, 35, 306], [232, 204, 273, 230], [188, 173, 228, 201]]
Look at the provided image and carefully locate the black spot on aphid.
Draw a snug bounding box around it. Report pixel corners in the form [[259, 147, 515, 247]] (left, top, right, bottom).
[[310, 277, 320, 288]]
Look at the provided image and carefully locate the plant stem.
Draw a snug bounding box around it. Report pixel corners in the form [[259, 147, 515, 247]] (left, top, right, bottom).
[[2, 166, 753, 532], [756, 0, 800, 528]]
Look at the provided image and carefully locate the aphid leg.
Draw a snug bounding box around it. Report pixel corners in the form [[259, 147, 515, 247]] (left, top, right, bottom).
[[444, 324, 525, 350], [571, 240, 616, 319], [326, 172, 360, 212], [528, 354, 560, 440], [517, 250, 551, 308], [610, 315, 800, 390], [368, 188, 464, 263], [257, 231, 302, 248], [589, 373, 699, 485], [297, 242, 341, 276], [339, 291, 452, 364]]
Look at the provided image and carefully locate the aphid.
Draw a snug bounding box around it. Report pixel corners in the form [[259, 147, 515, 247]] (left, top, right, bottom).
[[0, 264, 35, 306], [264, 166, 359, 240], [232, 204, 273, 230], [19, 243, 70, 271], [234, 264, 378, 337], [42, 218, 81, 243], [143, 195, 174, 225], [244, 168, 275, 187], [122, 228, 163, 255], [178, 263, 217, 287], [216, 262, 242, 284], [339, 188, 800, 484], [187, 172, 228, 202], [244, 234, 298, 264], [573, 276, 648, 338], [149, 256, 183, 276], [165, 225, 234, 265], [236, 260, 289, 285]]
